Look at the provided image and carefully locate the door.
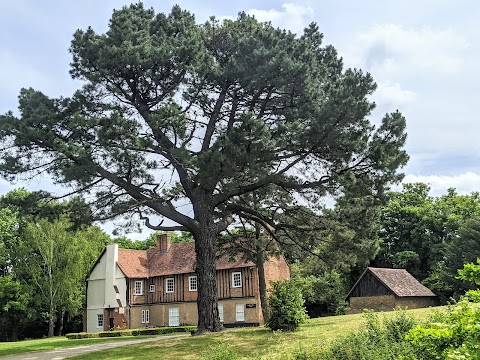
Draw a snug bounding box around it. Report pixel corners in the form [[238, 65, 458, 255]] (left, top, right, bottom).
[[169, 307, 179, 326]]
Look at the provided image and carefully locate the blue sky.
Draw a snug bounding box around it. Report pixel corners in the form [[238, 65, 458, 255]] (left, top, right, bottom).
[[1, 1, 479, 237]]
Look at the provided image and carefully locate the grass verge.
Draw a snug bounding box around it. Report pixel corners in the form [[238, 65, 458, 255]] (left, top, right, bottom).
[[0, 335, 155, 357]]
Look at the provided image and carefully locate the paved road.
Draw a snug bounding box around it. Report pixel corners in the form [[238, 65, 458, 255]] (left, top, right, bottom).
[[1, 334, 189, 360]]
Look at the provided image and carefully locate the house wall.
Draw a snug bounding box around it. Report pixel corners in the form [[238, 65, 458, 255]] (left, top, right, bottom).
[[128, 267, 258, 305], [86, 245, 127, 333], [263, 256, 290, 288], [129, 297, 262, 328]]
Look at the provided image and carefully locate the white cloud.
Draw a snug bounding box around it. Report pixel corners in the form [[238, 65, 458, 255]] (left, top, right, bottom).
[[345, 24, 470, 76], [373, 81, 416, 106], [247, 3, 314, 34], [402, 172, 480, 196]]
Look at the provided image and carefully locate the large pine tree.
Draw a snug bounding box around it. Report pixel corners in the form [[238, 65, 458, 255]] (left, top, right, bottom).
[[0, 4, 408, 333]]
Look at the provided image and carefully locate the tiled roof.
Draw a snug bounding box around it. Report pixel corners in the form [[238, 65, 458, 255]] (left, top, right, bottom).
[[368, 267, 436, 297], [117, 249, 148, 278], [117, 242, 254, 278]]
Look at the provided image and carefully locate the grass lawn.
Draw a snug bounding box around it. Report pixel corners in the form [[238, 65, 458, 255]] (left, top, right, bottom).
[[0, 335, 155, 357], [69, 307, 437, 360]]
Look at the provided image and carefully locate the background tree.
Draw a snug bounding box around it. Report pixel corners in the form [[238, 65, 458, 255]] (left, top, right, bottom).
[[0, 276, 33, 341], [0, 207, 17, 277], [0, 4, 408, 332], [374, 183, 480, 302], [0, 189, 108, 339], [113, 231, 193, 250]]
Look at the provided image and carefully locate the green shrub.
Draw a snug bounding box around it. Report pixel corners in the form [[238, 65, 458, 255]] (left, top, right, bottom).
[[266, 280, 308, 331], [406, 298, 480, 359], [66, 326, 196, 339], [319, 310, 420, 360]]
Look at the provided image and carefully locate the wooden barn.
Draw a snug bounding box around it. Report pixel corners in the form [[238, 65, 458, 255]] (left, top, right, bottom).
[[345, 267, 438, 314]]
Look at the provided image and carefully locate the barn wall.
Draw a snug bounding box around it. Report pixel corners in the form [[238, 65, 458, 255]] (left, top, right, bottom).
[[395, 297, 439, 309], [346, 295, 396, 314], [350, 272, 392, 297]]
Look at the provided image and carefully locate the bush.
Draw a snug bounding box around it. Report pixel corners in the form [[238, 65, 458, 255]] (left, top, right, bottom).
[[266, 280, 308, 331], [406, 298, 480, 359], [66, 326, 196, 339], [319, 310, 420, 360]]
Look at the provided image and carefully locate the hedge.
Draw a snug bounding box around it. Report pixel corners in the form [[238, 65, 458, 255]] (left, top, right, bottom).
[[66, 326, 197, 339]]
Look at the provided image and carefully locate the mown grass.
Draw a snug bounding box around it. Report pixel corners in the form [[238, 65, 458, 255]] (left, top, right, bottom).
[[0, 335, 155, 357], [69, 307, 436, 360]]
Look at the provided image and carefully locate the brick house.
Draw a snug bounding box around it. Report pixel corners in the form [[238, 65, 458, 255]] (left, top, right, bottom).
[[345, 267, 438, 314], [85, 234, 290, 332]]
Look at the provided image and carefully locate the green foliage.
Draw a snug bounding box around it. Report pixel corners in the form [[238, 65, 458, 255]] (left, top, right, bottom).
[[293, 271, 349, 315], [376, 184, 480, 303], [0, 276, 34, 341], [320, 310, 419, 360], [0, 207, 17, 276], [113, 231, 193, 250], [458, 258, 480, 285], [406, 298, 480, 359], [65, 326, 196, 339], [266, 280, 308, 331]]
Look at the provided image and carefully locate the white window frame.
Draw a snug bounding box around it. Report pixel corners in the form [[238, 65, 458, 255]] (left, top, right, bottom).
[[134, 280, 143, 295], [188, 276, 197, 292], [97, 314, 104, 328], [218, 304, 224, 323], [166, 278, 174, 293], [232, 272, 242, 288], [236, 304, 245, 321], [149, 284, 156, 293], [141, 309, 150, 324], [169, 307, 179, 326]]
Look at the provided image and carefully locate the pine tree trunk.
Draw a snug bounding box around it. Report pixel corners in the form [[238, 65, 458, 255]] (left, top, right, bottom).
[[256, 249, 269, 322], [193, 215, 221, 334]]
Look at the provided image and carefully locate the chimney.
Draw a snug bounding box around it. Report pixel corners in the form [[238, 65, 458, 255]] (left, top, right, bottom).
[[103, 243, 118, 308], [157, 233, 171, 252]]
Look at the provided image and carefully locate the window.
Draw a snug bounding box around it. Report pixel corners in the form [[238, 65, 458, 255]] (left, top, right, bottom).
[[189, 276, 197, 292], [97, 314, 104, 328], [232, 272, 242, 288], [166, 278, 174, 293], [169, 307, 179, 326], [149, 284, 156, 293], [134, 281, 143, 295], [236, 304, 245, 321], [218, 304, 224, 323], [141, 309, 150, 324]]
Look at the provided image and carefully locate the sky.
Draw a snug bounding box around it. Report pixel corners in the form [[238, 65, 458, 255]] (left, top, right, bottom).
[[1, 0, 479, 238]]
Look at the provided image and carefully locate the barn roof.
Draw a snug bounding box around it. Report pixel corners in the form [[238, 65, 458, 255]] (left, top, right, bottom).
[[345, 267, 436, 299], [117, 242, 254, 278]]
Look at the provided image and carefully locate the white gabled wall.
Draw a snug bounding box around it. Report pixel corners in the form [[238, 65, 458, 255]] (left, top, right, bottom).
[[86, 244, 127, 333], [103, 244, 118, 308]]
